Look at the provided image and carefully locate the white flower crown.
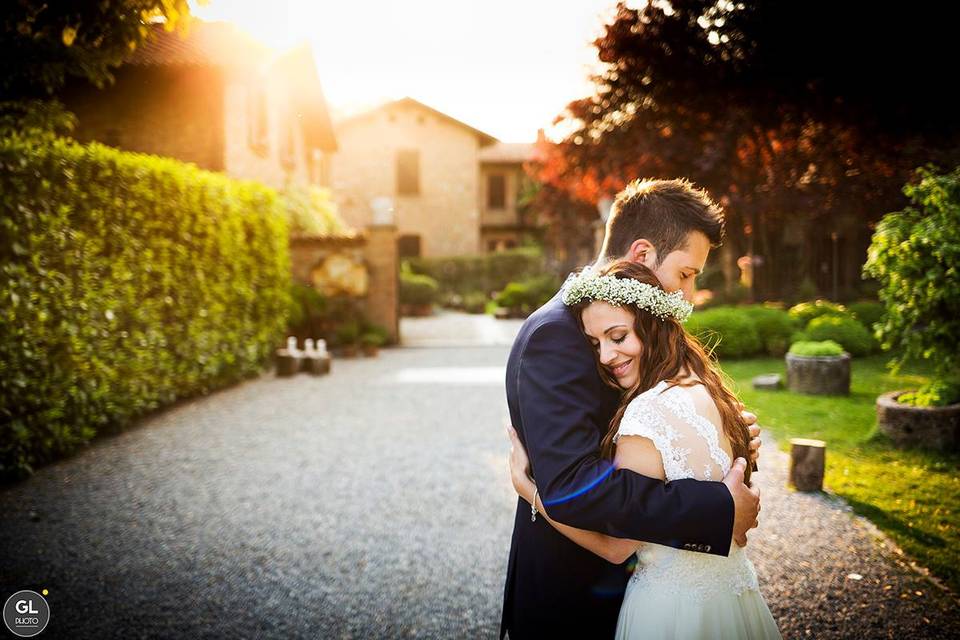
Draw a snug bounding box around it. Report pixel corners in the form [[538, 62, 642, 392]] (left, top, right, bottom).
[[560, 267, 694, 323]]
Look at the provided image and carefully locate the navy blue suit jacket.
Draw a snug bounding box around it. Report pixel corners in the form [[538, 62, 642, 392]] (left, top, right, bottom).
[[500, 292, 734, 639]]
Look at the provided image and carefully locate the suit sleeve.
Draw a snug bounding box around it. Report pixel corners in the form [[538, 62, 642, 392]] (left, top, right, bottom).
[[516, 320, 735, 556]]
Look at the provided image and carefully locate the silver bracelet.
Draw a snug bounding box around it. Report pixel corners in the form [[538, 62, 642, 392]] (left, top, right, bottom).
[[530, 488, 539, 522]]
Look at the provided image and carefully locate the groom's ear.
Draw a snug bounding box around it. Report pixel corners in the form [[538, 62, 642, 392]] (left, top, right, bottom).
[[626, 238, 657, 268]]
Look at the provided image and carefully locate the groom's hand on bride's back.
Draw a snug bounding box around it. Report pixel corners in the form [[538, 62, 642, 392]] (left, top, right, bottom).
[[722, 457, 760, 548], [742, 410, 761, 469]]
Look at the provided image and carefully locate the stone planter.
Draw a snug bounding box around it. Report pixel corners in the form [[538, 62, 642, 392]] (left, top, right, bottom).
[[877, 391, 960, 452], [785, 352, 851, 395]]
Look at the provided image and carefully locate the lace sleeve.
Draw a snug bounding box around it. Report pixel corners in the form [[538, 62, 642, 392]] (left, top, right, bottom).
[[614, 392, 695, 481], [614, 384, 733, 482]]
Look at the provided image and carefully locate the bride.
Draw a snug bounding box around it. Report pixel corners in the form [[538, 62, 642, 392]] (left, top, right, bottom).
[[506, 260, 782, 639]]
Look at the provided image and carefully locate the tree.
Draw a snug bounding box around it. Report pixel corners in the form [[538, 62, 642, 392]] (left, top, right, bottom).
[[863, 166, 960, 406], [536, 1, 960, 299], [1, 0, 194, 97]]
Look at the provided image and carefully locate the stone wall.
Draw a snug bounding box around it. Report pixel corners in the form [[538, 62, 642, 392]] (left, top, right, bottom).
[[289, 225, 399, 343]]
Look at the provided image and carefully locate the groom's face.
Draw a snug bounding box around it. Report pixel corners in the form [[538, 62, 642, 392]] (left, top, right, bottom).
[[638, 231, 711, 303]]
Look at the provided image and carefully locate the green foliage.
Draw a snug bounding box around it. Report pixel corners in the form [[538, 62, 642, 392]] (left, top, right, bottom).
[[740, 305, 799, 356], [493, 275, 561, 317], [399, 271, 439, 307], [281, 184, 347, 236], [898, 380, 960, 408], [803, 315, 877, 356], [359, 323, 389, 348], [0, 134, 291, 480], [863, 165, 960, 387], [334, 321, 361, 346], [1, 1, 193, 94], [788, 340, 846, 357], [847, 300, 885, 332], [722, 355, 960, 594], [406, 248, 546, 300], [685, 307, 762, 359], [788, 299, 850, 326], [0, 100, 76, 140]]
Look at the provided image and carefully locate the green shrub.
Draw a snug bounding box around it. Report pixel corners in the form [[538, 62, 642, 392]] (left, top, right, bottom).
[[740, 305, 799, 356], [848, 300, 885, 332], [334, 321, 361, 346], [399, 271, 439, 306], [494, 275, 560, 316], [407, 248, 546, 300], [359, 323, 389, 347], [461, 292, 489, 314], [898, 380, 960, 408], [281, 184, 347, 236], [864, 165, 960, 406], [788, 340, 846, 357], [287, 282, 327, 330], [685, 307, 763, 359], [803, 315, 877, 356], [0, 133, 291, 480], [788, 299, 850, 325]]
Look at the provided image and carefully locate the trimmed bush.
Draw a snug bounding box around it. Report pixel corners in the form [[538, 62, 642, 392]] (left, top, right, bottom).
[[803, 315, 877, 356], [399, 271, 439, 307], [848, 301, 885, 332], [407, 248, 546, 300], [0, 133, 291, 480], [685, 307, 762, 359], [740, 305, 799, 356], [494, 275, 561, 317], [788, 299, 850, 325], [788, 340, 846, 357]]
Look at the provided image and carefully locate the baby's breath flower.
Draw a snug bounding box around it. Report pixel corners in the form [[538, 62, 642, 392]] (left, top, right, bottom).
[[560, 268, 693, 322]]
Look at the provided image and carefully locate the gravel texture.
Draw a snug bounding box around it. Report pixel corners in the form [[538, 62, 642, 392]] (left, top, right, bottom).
[[1, 335, 957, 638]]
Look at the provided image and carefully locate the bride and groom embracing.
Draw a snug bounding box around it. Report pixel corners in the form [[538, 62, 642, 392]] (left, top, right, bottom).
[[500, 179, 782, 639]]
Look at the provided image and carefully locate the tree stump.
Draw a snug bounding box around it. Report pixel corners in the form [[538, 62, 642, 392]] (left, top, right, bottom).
[[788, 438, 826, 491]]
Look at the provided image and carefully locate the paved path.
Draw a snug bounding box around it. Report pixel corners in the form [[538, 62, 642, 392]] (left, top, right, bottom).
[[1, 315, 957, 638]]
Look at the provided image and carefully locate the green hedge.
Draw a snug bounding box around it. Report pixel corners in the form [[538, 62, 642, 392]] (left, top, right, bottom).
[[685, 307, 763, 359], [406, 248, 546, 299], [399, 271, 440, 306], [740, 305, 799, 356], [787, 299, 850, 325], [0, 134, 291, 480], [801, 315, 878, 356], [847, 300, 885, 332], [494, 275, 562, 316]]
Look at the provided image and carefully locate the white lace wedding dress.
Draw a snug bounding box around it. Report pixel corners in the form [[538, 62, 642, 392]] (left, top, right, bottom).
[[613, 380, 782, 640]]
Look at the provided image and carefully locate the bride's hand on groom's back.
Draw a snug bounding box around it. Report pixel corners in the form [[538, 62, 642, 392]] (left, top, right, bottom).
[[723, 457, 761, 548]]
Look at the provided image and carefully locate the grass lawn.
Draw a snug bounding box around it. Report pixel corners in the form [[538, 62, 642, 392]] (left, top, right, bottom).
[[721, 355, 960, 593]]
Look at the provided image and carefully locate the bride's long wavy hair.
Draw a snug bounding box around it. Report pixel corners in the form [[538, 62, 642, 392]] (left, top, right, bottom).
[[572, 260, 752, 484]]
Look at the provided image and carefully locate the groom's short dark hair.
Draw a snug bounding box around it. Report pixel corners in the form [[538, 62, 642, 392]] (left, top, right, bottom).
[[599, 178, 725, 265]]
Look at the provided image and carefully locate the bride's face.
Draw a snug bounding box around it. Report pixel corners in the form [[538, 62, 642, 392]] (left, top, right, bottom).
[[581, 301, 643, 389]]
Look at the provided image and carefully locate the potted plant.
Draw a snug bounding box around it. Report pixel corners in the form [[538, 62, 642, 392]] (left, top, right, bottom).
[[334, 321, 361, 358], [360, 324, 389, 357], [863, 166, 960, 451], [785, 340, 850, 395]]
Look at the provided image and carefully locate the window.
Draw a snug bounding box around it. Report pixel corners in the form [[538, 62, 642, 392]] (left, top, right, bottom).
[[487, 174, 506, 209], [398, 234, 422, 258], [247, 84, 268, 155], [397, 150, 419, 195]]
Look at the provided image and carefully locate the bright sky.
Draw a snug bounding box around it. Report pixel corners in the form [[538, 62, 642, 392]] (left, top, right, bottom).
[[190, 0, 628, 142]]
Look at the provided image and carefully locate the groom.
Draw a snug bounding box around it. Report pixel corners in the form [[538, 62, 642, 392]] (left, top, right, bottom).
[[500, 179, 762, 639]]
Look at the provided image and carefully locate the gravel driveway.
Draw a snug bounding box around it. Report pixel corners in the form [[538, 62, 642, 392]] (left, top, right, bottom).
[[1, 330, 957, 638]]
